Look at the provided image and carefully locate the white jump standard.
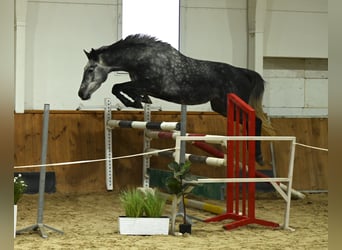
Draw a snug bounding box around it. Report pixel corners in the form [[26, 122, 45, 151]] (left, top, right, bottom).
[[104, 98, 181, 190]]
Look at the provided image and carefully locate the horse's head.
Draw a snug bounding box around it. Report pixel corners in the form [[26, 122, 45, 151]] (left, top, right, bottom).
[[78, 49, 111, 100]]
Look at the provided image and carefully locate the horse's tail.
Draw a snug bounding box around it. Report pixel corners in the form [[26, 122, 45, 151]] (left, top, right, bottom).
[[248, 73, 276, 136]]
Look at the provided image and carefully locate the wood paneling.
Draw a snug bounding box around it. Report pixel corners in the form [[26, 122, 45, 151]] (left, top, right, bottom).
[[14, 111, 328, 193], [270, 118, 328, 190]]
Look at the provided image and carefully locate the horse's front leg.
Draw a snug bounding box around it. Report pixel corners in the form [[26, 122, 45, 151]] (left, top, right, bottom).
[[112, 81, 152, 108]]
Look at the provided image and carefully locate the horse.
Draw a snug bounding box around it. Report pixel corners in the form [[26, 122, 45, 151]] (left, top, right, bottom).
[[78, 34, 274, 165]]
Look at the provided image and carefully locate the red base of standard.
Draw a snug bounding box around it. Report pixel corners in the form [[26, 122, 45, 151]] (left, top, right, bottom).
[[204, 213, 280, 230]]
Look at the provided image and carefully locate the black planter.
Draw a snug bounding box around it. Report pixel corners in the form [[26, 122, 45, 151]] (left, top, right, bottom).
[[179, 223, 192, 234]]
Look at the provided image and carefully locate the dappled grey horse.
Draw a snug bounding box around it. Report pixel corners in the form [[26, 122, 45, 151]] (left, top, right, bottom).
[[78, 34, 273, 165]]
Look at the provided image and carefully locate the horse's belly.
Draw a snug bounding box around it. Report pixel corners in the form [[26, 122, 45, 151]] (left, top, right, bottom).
[[150, 86, 213, 105]]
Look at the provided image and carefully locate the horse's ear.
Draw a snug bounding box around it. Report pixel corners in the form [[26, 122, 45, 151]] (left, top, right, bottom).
[[83, 49, 91, 59], [84, 49, 98, 61]]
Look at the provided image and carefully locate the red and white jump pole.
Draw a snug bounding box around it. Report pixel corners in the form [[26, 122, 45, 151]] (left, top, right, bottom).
[[146, 130, 225, 158]]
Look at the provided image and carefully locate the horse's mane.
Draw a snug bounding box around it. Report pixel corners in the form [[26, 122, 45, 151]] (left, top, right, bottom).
[[121, 34, 167, 47], [87, 34, 173, 61]]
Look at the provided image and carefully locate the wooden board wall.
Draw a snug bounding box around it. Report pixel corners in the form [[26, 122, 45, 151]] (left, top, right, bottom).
[[14, 111, 328, 193]]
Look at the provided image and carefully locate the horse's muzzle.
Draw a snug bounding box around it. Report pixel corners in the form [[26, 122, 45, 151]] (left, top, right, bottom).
[[78, 90, 91, 100]]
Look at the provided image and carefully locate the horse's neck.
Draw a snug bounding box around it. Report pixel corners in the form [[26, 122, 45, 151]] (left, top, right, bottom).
[[102, 44, 177, 72], [101, 48, 132, 71]]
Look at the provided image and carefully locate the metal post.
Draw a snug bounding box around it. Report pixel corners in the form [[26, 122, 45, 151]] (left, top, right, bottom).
[[179, 2, 186, 164], [143, 103, 152, 187], [179, 104, 187, 163], [283, 138, 296, 231], [104, 98, 113, 190], [16, 104, 63, 238], [37, 104, 49, 227]]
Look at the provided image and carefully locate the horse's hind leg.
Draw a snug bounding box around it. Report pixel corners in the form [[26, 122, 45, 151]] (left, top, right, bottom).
[[210, 98, 264, 165], [255, 117, 264, 166], [210, 98, 227, 117]]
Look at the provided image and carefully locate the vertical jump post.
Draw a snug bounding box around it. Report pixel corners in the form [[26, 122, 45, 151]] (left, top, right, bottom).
[[142, 103, 186, 187], [104, 98, 182, 190], [104, 98, 113, 190], [143, 103, 152, 187]]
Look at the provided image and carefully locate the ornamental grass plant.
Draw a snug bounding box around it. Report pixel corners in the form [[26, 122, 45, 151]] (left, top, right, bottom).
[[143, 190, 166, 217], [119, 187, 166, 217]]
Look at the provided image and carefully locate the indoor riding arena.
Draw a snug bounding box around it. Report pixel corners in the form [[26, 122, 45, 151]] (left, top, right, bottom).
[[8, 0, 328, 249]]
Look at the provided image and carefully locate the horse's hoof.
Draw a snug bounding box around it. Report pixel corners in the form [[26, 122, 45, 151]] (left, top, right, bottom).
[[256, 154, 265, 166], [141, 95, 152, 104], [132, 101, 143, 109]]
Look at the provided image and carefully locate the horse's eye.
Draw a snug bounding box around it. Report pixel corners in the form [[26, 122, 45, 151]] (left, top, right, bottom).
[[88, 67, 94, 73]]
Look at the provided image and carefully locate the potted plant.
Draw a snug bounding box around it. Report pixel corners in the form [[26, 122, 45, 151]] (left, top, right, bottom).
[[14, 173, 27, 238], [165, 161, 196, 234], [118, 187, 169, 235]]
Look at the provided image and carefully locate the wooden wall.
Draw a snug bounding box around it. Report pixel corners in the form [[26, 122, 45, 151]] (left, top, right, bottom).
[[14, 111, 328, 193]]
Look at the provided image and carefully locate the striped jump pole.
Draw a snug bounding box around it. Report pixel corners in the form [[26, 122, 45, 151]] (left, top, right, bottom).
[[159, 193, 226, 215], [147, 148, 226, 167], [192, 141, 225, 158], [107, 120, 181, 131], [146, 130, 225, 158]]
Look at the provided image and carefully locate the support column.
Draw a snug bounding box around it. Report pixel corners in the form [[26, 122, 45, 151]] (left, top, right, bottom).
[[0, 0, 15, 247], [247, 0, 267, 74], [15, 0, 28, 113]]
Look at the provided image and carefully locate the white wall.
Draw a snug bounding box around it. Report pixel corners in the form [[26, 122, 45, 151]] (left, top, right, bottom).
[[264, 0, 328, 58], [18, 0, 328, 117], [263, 58, 328, 117], [24, 0, 120, 110], [178, 0, 248, 112], [181, 0, 247, 67]]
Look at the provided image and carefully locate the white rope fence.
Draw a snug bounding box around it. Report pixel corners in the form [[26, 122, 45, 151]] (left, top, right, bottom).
[[13, 147, 176, 169], [294, 142, 328, 152], [13, 141, 327, 170]]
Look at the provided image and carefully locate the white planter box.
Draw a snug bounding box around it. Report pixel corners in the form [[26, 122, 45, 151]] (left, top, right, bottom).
[[118, 216, 170, 235]]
